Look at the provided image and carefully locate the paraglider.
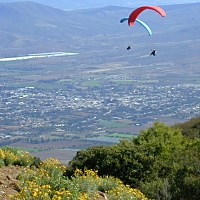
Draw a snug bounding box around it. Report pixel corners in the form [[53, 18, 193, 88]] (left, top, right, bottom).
[[120, 5, 166, 54], [120, 17, 129, 24], [120, 17, 152, 51], [127, 46, 131, 50], [128, 6, 166, 27], [120, 17, 152, 36], [150, 49, 156, 56], [121, 5, 166, 35]]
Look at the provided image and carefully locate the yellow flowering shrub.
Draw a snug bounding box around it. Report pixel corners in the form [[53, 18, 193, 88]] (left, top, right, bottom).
[[0, 149, 5, 167], [0, 147, 37, 167], [107, 182, 149, 200], [40, 158, 66, 174], [0, 149, 5, 159], [67, 169, 149, 200], [7, 154, 149, 200], [52, 188, 71, 200], [13, 181, 52, 200], [4, 150, 18, 165]]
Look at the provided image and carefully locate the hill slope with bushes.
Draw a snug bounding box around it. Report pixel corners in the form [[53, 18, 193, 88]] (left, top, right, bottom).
[[66, 122, 200, 200], [173, 116, 200, 138], [0, 147, 148, 200], [1, 118, 200, 199]]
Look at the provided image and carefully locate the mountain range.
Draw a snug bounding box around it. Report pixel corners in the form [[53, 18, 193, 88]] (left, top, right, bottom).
[[0, 0, 199, 10], [0, 2, 200, 57]]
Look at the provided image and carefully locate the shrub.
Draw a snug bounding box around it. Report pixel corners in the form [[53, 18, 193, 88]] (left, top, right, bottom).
[[0, 146, 41, 167], [14, 160, 149, 200]]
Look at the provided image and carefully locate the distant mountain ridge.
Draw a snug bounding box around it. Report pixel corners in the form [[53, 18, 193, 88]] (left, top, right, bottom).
[[0, 1, 200, 56], [0, 0, 199, 10]]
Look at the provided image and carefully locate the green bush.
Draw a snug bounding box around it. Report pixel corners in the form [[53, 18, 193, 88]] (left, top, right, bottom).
[[66, 122, 200, 200], [0, 146, 41, 167]]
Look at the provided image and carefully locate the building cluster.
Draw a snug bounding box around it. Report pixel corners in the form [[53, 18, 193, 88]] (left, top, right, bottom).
[[0, 76, 200, 144]]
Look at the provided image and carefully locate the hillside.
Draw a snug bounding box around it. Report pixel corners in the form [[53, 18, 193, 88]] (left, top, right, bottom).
[[173, 116, 200, 137], [66, 122, 200, 200], [1, 120, 200, 199], [0, 0, 199, 10], [0, 147, 148, 200], [0, 2, 200, 56]]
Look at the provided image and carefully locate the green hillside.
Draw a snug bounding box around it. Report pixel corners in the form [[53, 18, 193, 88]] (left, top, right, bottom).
[[0, 147, 148, 200], [1, 117, 200, 199], [66, 121, 200, 200], [173, 116, 200, 138]]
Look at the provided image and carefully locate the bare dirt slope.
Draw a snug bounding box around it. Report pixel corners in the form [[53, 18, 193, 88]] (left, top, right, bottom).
[[0, 166, 21, 200]]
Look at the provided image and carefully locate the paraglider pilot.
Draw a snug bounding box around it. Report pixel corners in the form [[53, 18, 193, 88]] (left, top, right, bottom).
[[127, 46, 131, 50], [150, 49, 156, 56]]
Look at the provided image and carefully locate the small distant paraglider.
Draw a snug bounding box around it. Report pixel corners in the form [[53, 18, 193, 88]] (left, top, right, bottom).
[[120, 5, 166, 54], [127, 46, 131, 50], [150, 49, 156, 56]]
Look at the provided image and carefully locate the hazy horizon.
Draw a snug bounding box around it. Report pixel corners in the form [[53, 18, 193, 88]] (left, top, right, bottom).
[[0, 0, 200, 10]]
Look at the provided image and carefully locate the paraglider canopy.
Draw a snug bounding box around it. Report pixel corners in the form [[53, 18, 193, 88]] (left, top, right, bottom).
[[128, 6, 166, 26], [120, 17, 152, 36]]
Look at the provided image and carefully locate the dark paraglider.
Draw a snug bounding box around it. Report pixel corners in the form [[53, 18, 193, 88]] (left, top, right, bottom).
[[150, 49, 156, 56]]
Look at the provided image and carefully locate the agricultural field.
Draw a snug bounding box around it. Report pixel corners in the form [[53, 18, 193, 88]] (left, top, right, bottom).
[[0, 2, 200, 163]]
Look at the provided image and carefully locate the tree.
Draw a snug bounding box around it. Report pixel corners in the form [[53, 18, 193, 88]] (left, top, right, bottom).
[[66, 122, 200, 200]]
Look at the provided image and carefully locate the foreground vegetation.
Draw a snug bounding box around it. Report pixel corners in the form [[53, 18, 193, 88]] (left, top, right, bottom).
[[0, 147, 148, 200], [0, 117, 200, 199], [66, 121, 200, 200]]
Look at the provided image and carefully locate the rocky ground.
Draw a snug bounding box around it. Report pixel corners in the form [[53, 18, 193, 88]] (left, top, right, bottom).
[[0, 166, 106, 200], [0, 166, 22, 200]]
